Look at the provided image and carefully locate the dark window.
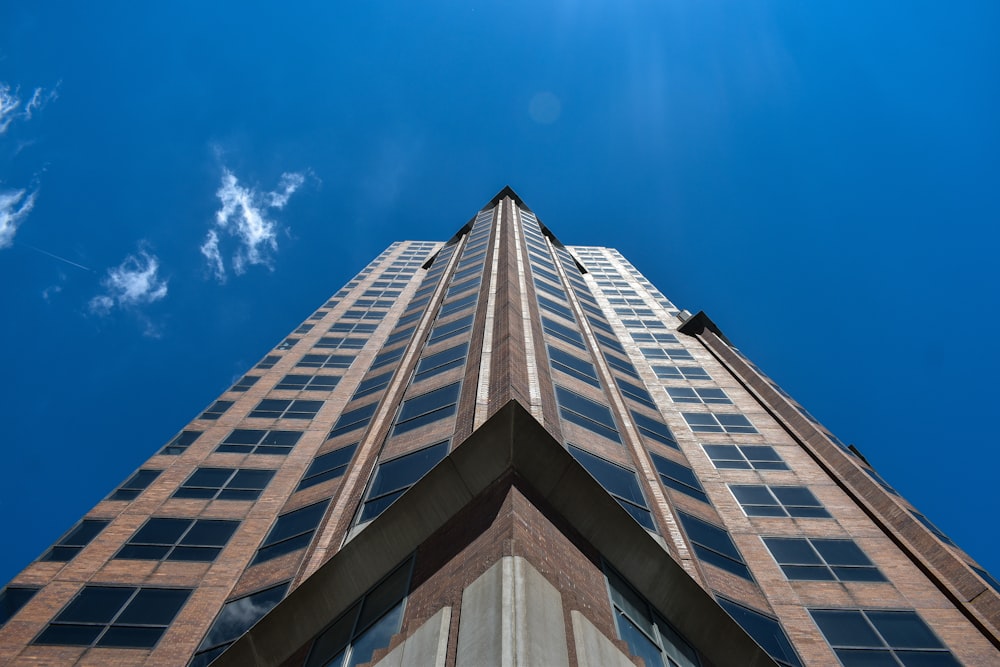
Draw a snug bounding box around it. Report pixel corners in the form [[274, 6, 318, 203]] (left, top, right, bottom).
[[676, 512, 753, 580], [371, 345, 406, 369], [252, 500, 330, 565], [1, 586, 38, 627], [34, 585, 191, 649], [294, 324, 314, 334], [385, 326, 415, 347], [537, 295, 575, 321], [650, 453, 709, 504], [548, 345, 601, 388], [256, 355, 280, 369], [159, 430, 201, 455], [631, 332, 679, 344], [447, 277, 480, 297], [117, 518, 239, 562], [217, 429, 302, 455], [717, 597, 801, 667], [910, 509, 957, 547], [360, 442, 449, 523], [277, 337, 299, 350], [305, 559, 411, 667], [428, 314, 474, 345], [542, 316, 586, 350], [730, 485, 831, 518], [534, 278, 567, 300], [642, 348, 694, 362], [809, 609, 957, 666], [533, 266, 561, 284], [605, 568, 699, 667], [667, 387, 731, 404], [297, 354, 353, 369], [568, 445, 654, 531], [230, 375, 259, 392], [392, 383, 462, 435], [108, 469, 161, 500], [440, 292, 477, 316], [764, 537, 886, 582], [329, 322, 378, 335], [354, 371, 394, 399], [683, 412, 757, 434], [276, 374, 340, 391], [555, 386, 621, 443], [298, 443, 359, 491], [249, 399, 323, 420], [199, 400, 233, 420], [588, 315, 616, 335], [41, 519, 110, 562], [971, 564, 1000, 595], [594, 332, 626, 355], [173, 468, 274, 501], [414, 343, 469, 382], [604, 352, 641, 379], [616, 378, 657, 409], [329, 402, 379, 439], [704, 444, 788, 470], [395, 309, 424, 328], [314, 337, 366, 350], [653, 365, 712, 381], [631, 411, 678, 448], [192, 583, 289, 667]]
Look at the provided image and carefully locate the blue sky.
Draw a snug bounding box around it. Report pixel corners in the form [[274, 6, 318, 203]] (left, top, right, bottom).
[[1, 3, 997, 586]]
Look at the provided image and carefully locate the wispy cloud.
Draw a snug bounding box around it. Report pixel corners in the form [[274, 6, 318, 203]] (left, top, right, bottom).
[[89, 245, 168, 317], [201, 167, 306, 282], [0, 187, 38, 249], [0, 82, 57, 134]]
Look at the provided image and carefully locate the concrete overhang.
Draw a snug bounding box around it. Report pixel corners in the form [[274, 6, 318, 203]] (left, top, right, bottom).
[[214, 400, 777, 667]]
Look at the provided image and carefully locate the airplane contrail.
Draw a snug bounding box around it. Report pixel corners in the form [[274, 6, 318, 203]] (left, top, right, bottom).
[[19, 242, 95, 272]]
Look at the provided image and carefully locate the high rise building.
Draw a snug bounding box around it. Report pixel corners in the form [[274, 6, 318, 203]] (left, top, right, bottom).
[[1, 187, 998, 666]]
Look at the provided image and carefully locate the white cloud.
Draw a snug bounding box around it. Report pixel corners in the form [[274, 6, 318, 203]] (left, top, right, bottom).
[[89, 246, 168, 316], [202, 167, 306, 282], [0, 188, 38, 249], [0, 82, 56, 134]]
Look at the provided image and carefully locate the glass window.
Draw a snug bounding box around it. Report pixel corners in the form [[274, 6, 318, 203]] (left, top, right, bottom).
[[230, 375, 259, 392], [730, 485, 830, 518], [809, 609, 958, 666], [682, 412, 757, 434], [34, 585, 191, 649], [298, 443, 359, 491], [199, 400, 233, 420], [537, 295, 575, 321], [414, 343, 468, 382], [428, 314, 474, 345], [275, 374, 340, 392], [616, 378, 657, 409], [542, 316, 586, 350], [555, 386, 621, 443], [676, 512, 752, 580], [108, 469, 162, 500], [256, 355, 280, 369], [652, 365, 712, 381], [650, 453, 709, 504], [192, 582, 289, 667], [117, 518, 239, 562], [217, 429, 302, 455], [703, 444, 788, 470], [353, 371, 394, 400], [642, 348, 694, 362], [249, 399, 323, 420], [297, 354, 354, 369], [667, 387, 731, 405], [41, 519, 110, 562], [384, 326, 416, 347], [314, 337, 366, 350], [305, 559, 412, 667], [547, 345, 601, 388], [372, 345, 406, 369], [631, 411, 678, 449], [159, 430, 201, 455], [606, 568, 699, 667], [392, 383, 461, 435], [717, 597, 801, 667], [568, 446, 655, 531], [252, 500, 330, 565], [604, 352, 641, 379], [0, 586, 38, 627], [440, 292, 477, 316], [329, 402, 379, 439], [173, 468, 274, 501], [763, 537, 885, 582], [360, 442, 449, 523]]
